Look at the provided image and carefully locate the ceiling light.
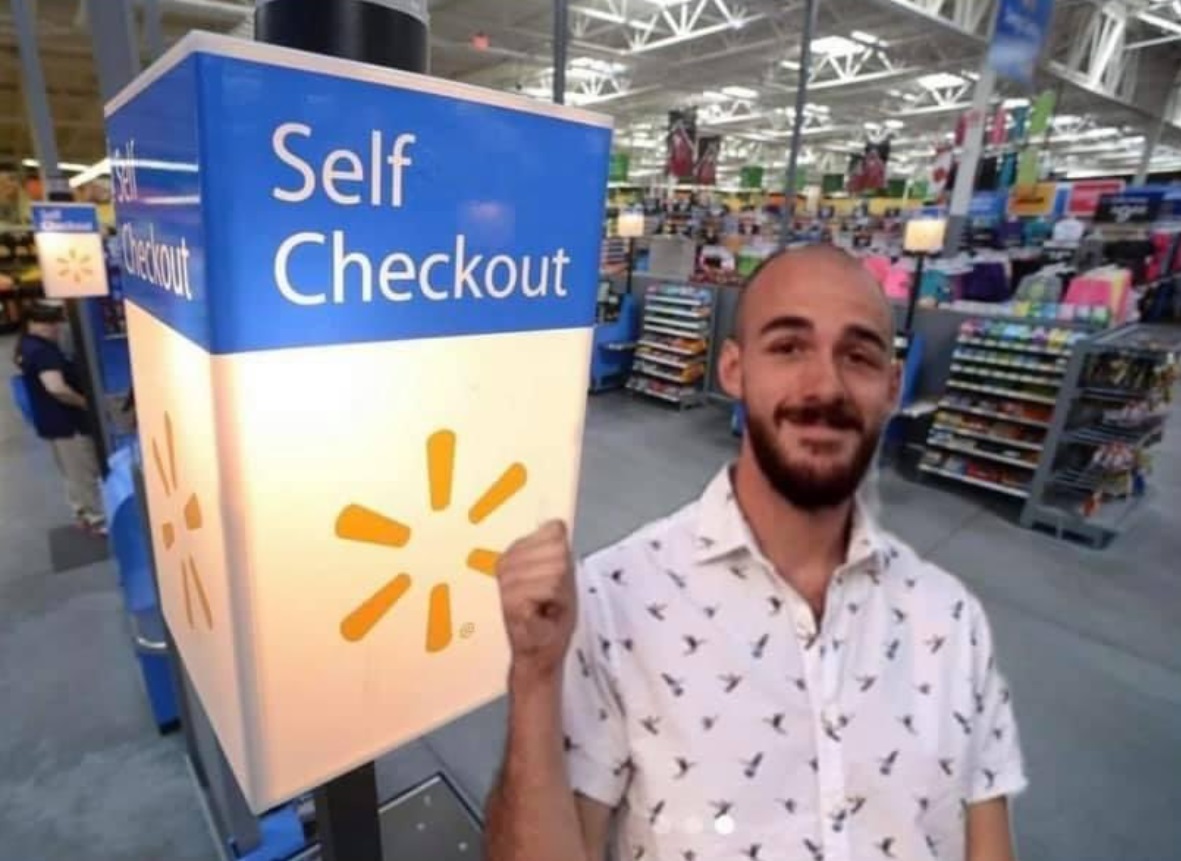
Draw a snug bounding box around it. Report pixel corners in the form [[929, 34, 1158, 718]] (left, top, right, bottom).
[[781, 59, 801, 70], [570, 56, 627, 75], [811, 36, 863, 57], [21, 158, 92, 172], [885, 119, 906, 130], [68, 158, 111, 188], [850, 30, 885, 47], [722, 85, 759, 100], [917, 72, 966, 90], [1002, 97, 1030, 108], [637, 0, 692, 6]]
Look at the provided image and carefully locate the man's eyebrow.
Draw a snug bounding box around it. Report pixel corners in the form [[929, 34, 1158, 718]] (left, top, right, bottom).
[[842, 324, 890, 354], [758, 315, 814, 337]]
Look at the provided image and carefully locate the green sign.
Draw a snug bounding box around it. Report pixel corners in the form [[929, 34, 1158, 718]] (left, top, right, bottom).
[[910, 179, 929, 200], [886, 178, 907, 199], [1016, 148, 1040, 186], [1028, 90, 1056, 137], [740, 165, 764, 189], [609, 152, 630, 183], [821, 173, 845, 194]]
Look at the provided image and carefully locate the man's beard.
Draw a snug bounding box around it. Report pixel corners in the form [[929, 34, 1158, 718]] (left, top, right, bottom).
[[746, 399, 880, 511]]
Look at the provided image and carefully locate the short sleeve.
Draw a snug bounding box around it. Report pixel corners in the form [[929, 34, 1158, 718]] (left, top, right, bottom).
[[966, 598, 1028, 803], [26, 342, 64, 376], [562, 562, 630, 808]]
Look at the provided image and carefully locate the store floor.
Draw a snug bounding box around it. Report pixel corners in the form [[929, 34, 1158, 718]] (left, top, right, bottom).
[[1, 359, 1179, 860]]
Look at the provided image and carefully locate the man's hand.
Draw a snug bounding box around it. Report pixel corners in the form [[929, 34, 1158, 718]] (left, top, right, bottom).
[[496, 520, 577, 682]]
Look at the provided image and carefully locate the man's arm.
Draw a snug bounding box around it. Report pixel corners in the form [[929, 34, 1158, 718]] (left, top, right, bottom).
[[484, 669, 611, 861], [966, 797, 1016, 861], [38, 369, 88, 410]]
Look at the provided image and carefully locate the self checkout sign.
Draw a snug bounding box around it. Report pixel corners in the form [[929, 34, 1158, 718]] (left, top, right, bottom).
[[1094, 190, 1164, 225]]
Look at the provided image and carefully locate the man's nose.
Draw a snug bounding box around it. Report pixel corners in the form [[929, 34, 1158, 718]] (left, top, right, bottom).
[[797, 353, 845, 401]]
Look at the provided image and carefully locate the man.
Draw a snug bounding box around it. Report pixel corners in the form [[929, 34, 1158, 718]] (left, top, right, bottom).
[[485, 246, 1025, 861], [16, 301, 106, 533]]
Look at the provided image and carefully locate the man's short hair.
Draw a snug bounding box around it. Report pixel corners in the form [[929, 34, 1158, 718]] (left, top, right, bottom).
[[731, 244, 882, 341]]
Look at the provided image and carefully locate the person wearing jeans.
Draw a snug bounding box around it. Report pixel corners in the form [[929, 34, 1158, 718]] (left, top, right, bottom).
[[15, 301, 106, 534]]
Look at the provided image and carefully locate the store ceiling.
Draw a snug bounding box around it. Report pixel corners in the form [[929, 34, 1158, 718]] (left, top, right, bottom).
[[4, 0, 1181, 183]]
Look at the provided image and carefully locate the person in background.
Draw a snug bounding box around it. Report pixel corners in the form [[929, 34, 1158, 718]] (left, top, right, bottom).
[[14, 301, 106, 534], [485, 245, 1025, 861]]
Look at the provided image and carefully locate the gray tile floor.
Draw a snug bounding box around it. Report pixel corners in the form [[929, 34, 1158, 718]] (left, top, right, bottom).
[[2, 359, 1179, 860]]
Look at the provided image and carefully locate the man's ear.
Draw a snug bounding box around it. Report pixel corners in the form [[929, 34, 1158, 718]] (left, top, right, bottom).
[[888, 352, 902, 409], [718, 338, 743, 401]]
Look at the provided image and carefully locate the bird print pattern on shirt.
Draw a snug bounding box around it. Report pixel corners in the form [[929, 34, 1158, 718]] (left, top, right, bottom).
[[558, 468, 1026, 861]]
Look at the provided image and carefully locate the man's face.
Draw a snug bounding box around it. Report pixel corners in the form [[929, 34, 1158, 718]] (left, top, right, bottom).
[[719, 252, 899, 510]]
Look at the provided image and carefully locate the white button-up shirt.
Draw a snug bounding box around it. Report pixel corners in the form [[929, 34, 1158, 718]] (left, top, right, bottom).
[[563, 467, 1026, 861]]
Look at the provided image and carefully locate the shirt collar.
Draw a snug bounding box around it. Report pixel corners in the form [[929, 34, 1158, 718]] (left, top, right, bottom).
[[693, 465, 887, 573]]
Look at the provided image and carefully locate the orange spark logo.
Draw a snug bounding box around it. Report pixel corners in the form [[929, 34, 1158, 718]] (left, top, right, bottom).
[[335, 429, 526, 652], [150, 412, 211, 630], [55, 247, 96, 284]]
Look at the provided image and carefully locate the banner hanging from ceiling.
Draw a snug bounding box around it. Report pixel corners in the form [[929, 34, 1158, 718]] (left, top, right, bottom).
[[695, 135, 721, 186], [987, 0, 1055, 85], [667, 108, 698, 180]]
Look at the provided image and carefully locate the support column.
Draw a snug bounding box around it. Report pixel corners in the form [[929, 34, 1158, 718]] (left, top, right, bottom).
[[1136, 69, 1181, 185], [143, 0, 165, 62], [255, 0, 429, 73], [943, 66, 995, 254], [553, 0, 570, 105], [11, 0, 65, 196], [86, 0, 141, 103], [780, 0, 820, 249]]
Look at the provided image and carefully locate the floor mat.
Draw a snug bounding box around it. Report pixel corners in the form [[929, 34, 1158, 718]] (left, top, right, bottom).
[[47, 525, 110, 573]]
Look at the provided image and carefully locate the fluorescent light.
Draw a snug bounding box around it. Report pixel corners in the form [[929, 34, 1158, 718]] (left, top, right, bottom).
[[917, 72, 966, 90], [811, 35, 863, 56], [781, 59, 801, 70], [22, 158, 91, 172], [68, 157, 111, 189], [721, 85, 759, 99], [851, 30, 885, 47], [1002, 97, 1030, 108], [570, 56, 627, 75], [638, 0, 692, 5], [884, 119, 906, 130], [572, 6, 624, 24]]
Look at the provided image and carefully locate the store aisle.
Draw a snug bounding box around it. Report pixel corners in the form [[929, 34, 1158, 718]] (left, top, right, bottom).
[[0, 338, 214, 860], [1, 362, 1178, 860]]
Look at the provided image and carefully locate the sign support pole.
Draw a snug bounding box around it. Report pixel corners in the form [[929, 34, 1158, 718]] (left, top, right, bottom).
[[779, 0, 819, 251], [943, 66, 995, 254], [251, 4, 431, 858]]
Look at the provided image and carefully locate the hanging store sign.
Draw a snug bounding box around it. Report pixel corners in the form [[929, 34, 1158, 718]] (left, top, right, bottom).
[[1094, 190, 1164, 224], [31, 202, 110, 298], [1067, 179, 1126, 217], [1008, 182, 1059, 217], [106, 32, 611, 813], [695, 135, 721, 186], [609, 152, 630, 183], [667, 108, 698, 180], [987, 0, 1055, 85], [740, 165, 764, 189]]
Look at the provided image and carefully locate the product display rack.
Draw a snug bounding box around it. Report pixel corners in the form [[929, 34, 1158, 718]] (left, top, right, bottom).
[[1020, 323, 1180, 547], [920, 319, 1092, 501], [627, 283, 712, 408]]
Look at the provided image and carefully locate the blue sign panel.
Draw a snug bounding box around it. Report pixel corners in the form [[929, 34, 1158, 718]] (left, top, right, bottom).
[[1094, 190, 1165, 225], [31, 203, 100, 234], [969, 191, 1007, 220], [988, 0, 1055, 85], [106, 39, 612, 355]]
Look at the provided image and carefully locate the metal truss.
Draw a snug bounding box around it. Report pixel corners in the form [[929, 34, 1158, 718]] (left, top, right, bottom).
[[570, 0, 762, 54], [1058, 1, 1137, 101]]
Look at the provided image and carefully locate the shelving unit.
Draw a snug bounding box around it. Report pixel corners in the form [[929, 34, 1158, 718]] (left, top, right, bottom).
[[627, 283, 712, 409], [920, 319, 1092, 501], [1020, 323, 1181, 547]]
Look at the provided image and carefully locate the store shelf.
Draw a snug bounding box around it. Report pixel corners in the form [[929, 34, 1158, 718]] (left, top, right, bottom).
[[931, 424, 1044, 452], [634, 364, 697, 384], [957, 336, 1074, 357], [626, 379, 697, 405], [936, 401, 1050, 429], [644, 314, 708, 332], [1078, 386, 1157, 402], [1062, 419, 1166, 448], [926, 439, 1039, 470], [951, 352, 1066, 376], [637, 338, 706, 358], [643, 323, 700, 338], [642, 304, 711, 320], [634, 350, 694, 370], [949, 365, 1062, 387], [645, 294, 706, 308], [919, 464, 1030, 499], [946, 380, 1058, 405]]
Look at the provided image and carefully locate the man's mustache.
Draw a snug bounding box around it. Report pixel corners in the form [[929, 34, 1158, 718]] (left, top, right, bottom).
[[774, 400, 864, 432]]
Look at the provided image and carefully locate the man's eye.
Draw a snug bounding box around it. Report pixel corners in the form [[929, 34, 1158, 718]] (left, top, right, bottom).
[[847, 351, 883, 367], [772, 340, 802, 355]]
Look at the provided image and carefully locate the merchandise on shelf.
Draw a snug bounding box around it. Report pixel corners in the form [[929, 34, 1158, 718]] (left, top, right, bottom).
[[920, 319, 1087, 500], [627, 283, 713, 408]]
